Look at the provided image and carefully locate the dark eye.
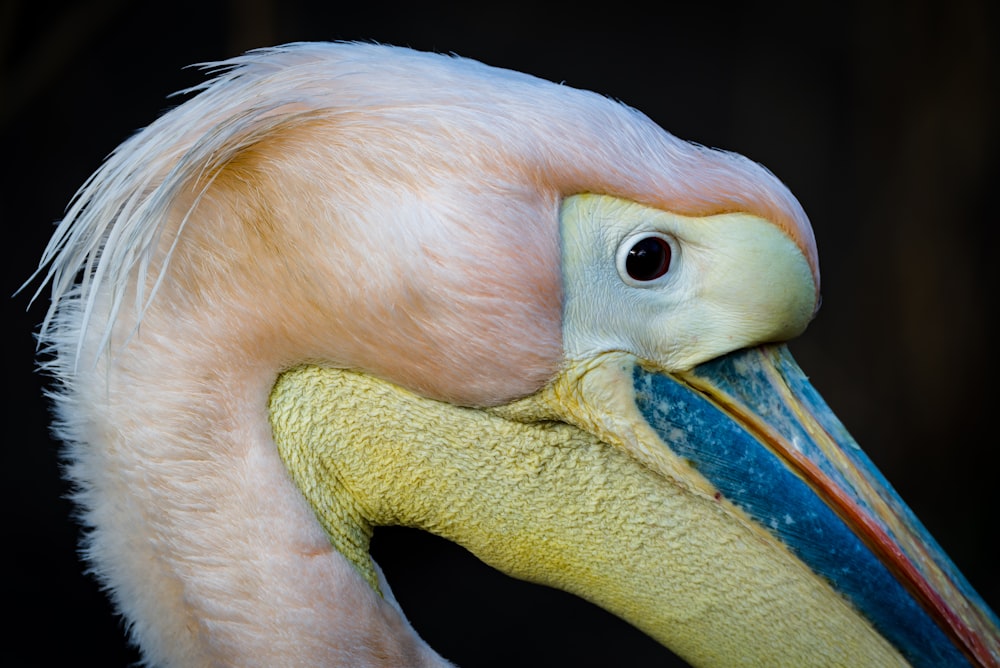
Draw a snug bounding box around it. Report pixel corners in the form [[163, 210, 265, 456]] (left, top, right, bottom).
[[624, 235, 672, 282]]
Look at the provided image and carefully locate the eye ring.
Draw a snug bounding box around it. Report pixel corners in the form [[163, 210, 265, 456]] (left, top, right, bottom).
[[616, 232, 675, 285]]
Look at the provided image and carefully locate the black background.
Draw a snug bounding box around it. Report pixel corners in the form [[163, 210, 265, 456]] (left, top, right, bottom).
[[4, 1, 997, 666]]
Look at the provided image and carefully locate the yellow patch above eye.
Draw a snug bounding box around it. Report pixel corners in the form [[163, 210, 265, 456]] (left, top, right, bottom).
[[560, 194, 817, 372]]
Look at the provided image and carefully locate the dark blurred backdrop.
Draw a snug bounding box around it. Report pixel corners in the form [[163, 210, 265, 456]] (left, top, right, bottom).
[[3, 1, 997, 666]]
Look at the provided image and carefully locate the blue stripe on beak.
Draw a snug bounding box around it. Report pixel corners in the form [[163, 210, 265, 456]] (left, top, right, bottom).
[[633, 344, 994, 667]]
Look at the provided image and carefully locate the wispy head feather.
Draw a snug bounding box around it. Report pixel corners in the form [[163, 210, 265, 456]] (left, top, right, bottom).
[[30, 42, 814, 405]]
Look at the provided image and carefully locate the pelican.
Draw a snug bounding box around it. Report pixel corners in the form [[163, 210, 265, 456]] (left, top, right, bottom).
[[29, 42, 998, 667]]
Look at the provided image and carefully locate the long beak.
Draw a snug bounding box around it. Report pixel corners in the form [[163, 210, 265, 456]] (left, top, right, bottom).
[[631, 344, 999, 667], [270, 347, 999, 667]]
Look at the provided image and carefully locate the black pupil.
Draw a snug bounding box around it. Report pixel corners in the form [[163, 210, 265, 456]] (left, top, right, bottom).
[[626, 236, 671, 281]]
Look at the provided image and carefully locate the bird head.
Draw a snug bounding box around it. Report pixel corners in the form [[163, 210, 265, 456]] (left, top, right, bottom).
[[34, 42, 997, 667]]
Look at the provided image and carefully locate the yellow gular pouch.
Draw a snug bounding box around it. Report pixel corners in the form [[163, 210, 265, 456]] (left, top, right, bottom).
[[269, 363, 907, 668], [267, 363, 643, 599]]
